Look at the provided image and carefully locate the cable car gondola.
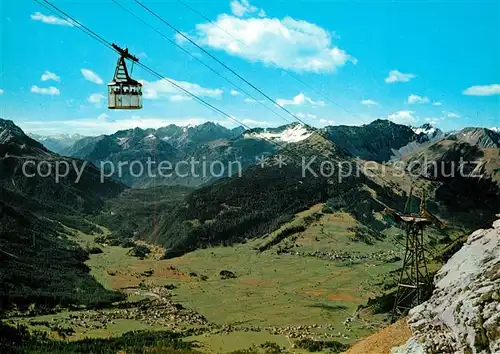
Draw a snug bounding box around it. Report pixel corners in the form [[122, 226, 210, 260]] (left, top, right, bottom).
[[108, 44, 142, 110]]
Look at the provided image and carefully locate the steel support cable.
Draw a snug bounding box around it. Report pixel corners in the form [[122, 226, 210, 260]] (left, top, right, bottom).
[[34, 0, 362, 181], [133, 0, 311, 127], [175, 0, 369, 126], [110, 0, 295, 125]]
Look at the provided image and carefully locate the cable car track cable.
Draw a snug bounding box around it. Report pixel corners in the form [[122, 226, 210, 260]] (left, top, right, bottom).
[[32, 0, 469, 277], [128, 0, 398, 186], [34, 0, 335, 167], [175, 0, 368, 126], [129, 1, 392, 190], [33, 0, 356, 177], [132, 0, 310, 127], [110, 0, 295, 125], [34, 0, 435, 189]]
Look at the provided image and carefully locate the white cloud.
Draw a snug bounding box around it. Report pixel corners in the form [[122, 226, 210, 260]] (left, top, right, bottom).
[[432, 101, 442, 106], [277, 93, 326, 107], [88, 93, 106, 106], [141, 78, 223, 100], [230, 0, 260, 17], [296, 112, 317, 119], [30, 12, 75, 26], [443, 111, 460, 118], [387, 110, 417, 125], [490, 127, 499, 133], [385, 70, 416, 84], [0, 89, 3, 95], [407, 94, 429, 104], [81, 69, 104, 85], [230, 89, 240, 96], [41, 70, 60, 82], [462, 84, 500, 96], [191, 14, 355, 73], [319, 119, 335, 125], [169, 94, 193, 102], [361, 99, 378, 106], [30, 85, 60, 95]]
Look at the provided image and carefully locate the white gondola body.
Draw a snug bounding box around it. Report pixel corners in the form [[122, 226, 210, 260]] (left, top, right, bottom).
[[108, 83, 142, 109]]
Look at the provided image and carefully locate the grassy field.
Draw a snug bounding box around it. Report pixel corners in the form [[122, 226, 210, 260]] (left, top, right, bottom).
[[187, 332, 295, 353], [79, 207, 400, 331], [7, 204, 451, 353]]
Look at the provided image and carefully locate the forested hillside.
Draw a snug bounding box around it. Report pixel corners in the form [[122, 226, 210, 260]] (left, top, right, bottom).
[[0, 119, 126, 313], [98, 133, 411, 258]]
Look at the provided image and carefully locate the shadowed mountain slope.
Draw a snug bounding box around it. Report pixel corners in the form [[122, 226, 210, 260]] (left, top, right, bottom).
[[322, 120, 442, 162], [0, 119, 126, 312], [97, 133, 410, 258]]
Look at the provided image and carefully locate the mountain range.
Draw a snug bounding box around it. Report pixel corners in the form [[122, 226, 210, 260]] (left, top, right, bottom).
[[3, 117, 499, 309], [29, 120, 451, 187], [27, 133, 86, 155], [2, 116, 500, 354], [323, 120, 444, 162]]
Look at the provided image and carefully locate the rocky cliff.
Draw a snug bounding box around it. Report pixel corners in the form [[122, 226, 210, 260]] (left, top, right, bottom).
[[393, 217, 500, 354]]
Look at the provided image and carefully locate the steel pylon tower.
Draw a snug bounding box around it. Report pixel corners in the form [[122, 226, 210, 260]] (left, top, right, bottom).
[[391, 187, 431, 322]]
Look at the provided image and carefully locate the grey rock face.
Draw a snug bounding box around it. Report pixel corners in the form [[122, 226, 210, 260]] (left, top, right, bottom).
[[393, 219, 500, 354]]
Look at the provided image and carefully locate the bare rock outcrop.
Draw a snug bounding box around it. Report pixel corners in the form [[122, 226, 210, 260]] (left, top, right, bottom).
[[393, 219, 500, 354]]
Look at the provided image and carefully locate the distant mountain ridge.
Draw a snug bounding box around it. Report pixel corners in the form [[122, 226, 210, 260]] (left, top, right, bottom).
[[389, 126, 500, 221], [448, 127, 500, 149], [412, 123, 444, 141], [394, 126, 500, 180], [156, 122, 245, 151], [28, 132, 87, 154], [390, 123, 445, 160], [63, 122, 314, 187], [321, 119, 443, 162], [31, 119, 499, 190]]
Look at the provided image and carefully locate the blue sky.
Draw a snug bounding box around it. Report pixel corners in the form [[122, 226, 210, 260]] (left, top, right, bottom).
[[0, 0, 499, 136]]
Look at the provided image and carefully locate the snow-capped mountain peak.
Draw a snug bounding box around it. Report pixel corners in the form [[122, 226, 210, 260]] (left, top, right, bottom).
[[29, 133, 86, 142], [243, 123, 314, 143], [412, 123, 443, 141]]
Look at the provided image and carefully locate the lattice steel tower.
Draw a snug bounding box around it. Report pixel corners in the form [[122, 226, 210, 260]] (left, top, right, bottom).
[[391, 187, 432, 321]]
